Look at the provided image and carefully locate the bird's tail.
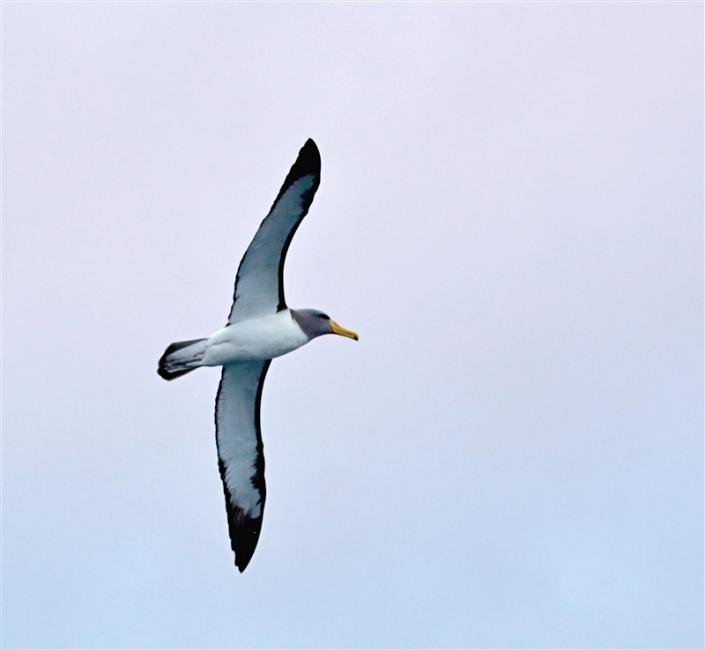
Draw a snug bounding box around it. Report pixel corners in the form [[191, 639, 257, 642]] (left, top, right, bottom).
[[158, 338, 208, 381]]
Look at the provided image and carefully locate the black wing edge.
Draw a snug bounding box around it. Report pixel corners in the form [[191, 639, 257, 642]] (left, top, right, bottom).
[[271, 139, 321, 311], [269, 138, 321, 211], [214, 361, 271, 573], [228, 139, 322, 320]]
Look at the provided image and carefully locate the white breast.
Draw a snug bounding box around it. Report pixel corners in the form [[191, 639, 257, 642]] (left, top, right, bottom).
[[201, 310, 309, 366]]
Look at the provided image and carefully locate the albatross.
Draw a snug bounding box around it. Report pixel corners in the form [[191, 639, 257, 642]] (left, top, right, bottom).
[[157, 139, 357, 572]]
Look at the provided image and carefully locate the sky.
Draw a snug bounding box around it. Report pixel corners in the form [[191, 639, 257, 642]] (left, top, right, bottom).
[[1, 2, 703, 649]]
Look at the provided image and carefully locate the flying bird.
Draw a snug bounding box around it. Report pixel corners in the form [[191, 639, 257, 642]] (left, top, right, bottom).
[[157, 139, 358, 572]]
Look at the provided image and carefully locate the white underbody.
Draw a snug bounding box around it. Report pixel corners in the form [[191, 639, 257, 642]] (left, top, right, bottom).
[[202, 309, 309, 366]]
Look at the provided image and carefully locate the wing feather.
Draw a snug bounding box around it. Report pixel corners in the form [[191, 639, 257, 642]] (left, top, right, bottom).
[[227, 139, 321, 323], [214, 361, 271, 572]]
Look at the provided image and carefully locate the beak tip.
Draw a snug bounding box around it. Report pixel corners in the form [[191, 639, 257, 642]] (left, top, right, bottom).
[[329, 320, 359, 341]]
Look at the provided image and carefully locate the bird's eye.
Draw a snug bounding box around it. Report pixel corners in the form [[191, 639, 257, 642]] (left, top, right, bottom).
[[320, 313, 329, 320]]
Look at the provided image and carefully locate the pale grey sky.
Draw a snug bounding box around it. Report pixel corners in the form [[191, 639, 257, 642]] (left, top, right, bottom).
[[2, 2, 703, 648]]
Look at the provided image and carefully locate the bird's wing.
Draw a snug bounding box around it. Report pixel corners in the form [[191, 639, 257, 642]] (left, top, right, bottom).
[[227, 139, 321, 323], [215, 361, 271, 572]]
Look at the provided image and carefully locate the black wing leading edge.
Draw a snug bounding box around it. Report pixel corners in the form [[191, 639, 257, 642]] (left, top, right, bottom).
[[227, 139, 321, 323], [215, 361, 271, 572]]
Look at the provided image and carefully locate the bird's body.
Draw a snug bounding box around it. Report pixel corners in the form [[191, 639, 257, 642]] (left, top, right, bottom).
[[157, 139, 357, 572], [206, 310, 311, 363], [162, 310, 310, 372]]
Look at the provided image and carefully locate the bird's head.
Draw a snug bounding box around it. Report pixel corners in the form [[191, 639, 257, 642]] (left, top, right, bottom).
[[291, 309, 359, 341]]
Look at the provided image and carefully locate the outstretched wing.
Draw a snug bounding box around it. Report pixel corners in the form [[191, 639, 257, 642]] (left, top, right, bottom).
[[227, 139, 321, 324], [214, 361, 271, 572]]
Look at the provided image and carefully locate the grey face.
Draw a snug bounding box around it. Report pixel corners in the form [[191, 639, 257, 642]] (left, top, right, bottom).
[[291, 308, 333, 339]]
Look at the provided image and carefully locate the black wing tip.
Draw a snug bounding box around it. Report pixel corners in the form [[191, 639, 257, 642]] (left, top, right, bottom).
[[287, 138, 321, 181], [229, 511, 263, 573], [265, 138, 321, 224], [217, 458, 265, 574], [302, 137, 319, 153], [235, 554, 251, 573]]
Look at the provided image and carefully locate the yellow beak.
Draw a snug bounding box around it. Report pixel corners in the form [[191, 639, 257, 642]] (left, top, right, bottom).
[[329, 320, 359, 341]]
